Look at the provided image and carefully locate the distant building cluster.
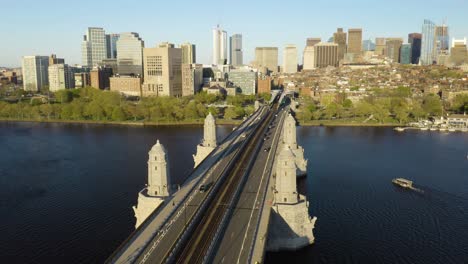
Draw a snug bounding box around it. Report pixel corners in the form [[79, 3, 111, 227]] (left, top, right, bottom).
[[15, 20, 468, 97]]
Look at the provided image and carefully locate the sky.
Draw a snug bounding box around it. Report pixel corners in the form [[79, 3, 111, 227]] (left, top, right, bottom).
[[1, 0, 468, 67]]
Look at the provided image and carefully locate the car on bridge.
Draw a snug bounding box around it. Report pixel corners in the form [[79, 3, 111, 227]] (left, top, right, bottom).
[[199, 182, 214, 193]]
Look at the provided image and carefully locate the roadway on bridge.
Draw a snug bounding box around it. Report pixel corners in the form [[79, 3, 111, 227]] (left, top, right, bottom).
[[212, 105, 288, 264], [169, 101, 280, 264], [108, 107, 267, 264]]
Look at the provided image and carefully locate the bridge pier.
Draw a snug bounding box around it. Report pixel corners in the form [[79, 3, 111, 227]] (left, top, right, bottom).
[[193, 112, 217, 168], [133, 140, 171, 228]]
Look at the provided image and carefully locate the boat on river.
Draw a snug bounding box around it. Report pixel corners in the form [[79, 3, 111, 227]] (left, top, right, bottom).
[[392, 178, 413, 188]]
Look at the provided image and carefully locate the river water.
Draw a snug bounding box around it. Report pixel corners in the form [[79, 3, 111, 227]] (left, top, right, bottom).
[[0, 122, 467, 263]]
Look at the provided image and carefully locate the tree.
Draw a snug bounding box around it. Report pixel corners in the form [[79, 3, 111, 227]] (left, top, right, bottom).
[[183, 102, 199, 120], [61, 104, 73, 119], [307, 102, 317, 113], [207, 106, 220, 117], [84, 101, 105, 120], [450, 94, 468, 113], [111, 107, 127, 121], [296, 110, 312, 122], [55, 90, 73, 103], [342, 99, 353, 109], [39, 104, 53, 119], [353, 101, 373, 117], [422, 95, 443, 116], [394, 102, 410, 124], [224, 107, 238, 119], [323, 102, 343, 119], [373, 104, 389, 123]]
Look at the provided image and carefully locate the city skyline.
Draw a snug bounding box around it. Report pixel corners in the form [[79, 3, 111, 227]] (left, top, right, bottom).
[[2, 0, 468, 67]]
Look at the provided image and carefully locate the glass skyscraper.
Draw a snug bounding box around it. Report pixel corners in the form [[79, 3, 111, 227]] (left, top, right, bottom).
[[82, 27, 107, 67], [106, 34, 120, 59], [420, 20, 436, 65], [116, 32, 144, 76], [229, 34, 243, 66], [399, 44, 412, 64]]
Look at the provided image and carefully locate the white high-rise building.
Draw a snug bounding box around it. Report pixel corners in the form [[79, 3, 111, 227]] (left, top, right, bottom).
[[283, 45, 298, 73], [82, 27, 107, 67], [212, 25, 227, 65], [116, 32, 144, 76], [303, 46, 316, 70], [22, 56, 49, 92], [48, 64, 74, 91]]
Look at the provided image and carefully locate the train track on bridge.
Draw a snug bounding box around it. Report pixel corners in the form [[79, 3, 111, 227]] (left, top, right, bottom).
[[170, 101, 278, 264]]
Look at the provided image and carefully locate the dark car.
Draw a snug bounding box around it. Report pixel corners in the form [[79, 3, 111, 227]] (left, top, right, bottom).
[[199, 182, 214, 193]]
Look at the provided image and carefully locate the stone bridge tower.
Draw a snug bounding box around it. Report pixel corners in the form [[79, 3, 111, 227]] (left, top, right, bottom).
[[283, 113, 307, 176], [275, 145, 298, 204], [193, 113, 217, 167], [147, 140, 171, 197], [133, 140, 171, 228]]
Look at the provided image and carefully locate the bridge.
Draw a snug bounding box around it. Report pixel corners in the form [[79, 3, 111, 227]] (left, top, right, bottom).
[[107, 92, 316, 264]]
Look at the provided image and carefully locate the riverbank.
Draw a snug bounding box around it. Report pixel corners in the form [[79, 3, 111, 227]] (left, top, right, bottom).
[[0, 118, 404, 127], [0, 118, 243, 127], [299, 119, 399, 127]]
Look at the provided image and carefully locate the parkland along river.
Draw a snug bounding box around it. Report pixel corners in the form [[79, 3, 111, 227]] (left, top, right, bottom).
[[0, 121, 467, 264]]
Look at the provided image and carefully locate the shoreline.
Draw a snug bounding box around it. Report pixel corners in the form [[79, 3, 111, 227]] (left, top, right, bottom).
[[1, 118, 401, 128], [298, 120, 400, 127], [0, 118, 242, 127]]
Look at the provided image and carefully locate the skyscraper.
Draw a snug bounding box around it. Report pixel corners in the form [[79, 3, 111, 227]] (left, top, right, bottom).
[[450, 38, 468, 66], [106, 33, 120, 59], [362, 39, 375, 51], [435, 24, 449, 53], [408, 33, 422, 64], [180, 43, 196, 64], [255, 47, 278, 73], [182, 64, 203, 96], [142, 43, 182, 97], [22, 56, 49, 91], [283, 45, 298, 73], [333, 28, 347, 60], [49, 54, 65, 65], [82, 27, 107, 67], [314, 43, 339, 68], [400, 44, 412, 65], [385, 38, 403, 63], [212, 25, 227, 65], [303, 38, 321, 71], [375, 38, 386, 56], [48, 64, 74, 91], [116, 32, 144, 76], [420, 19, 436, 65], [347, 28, 362, 54], [229, 34, 243, 66], [306, 38, 321, 47]]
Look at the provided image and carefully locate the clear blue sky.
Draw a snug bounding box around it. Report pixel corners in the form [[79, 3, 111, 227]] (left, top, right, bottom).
[[1, 0, 467, 67]]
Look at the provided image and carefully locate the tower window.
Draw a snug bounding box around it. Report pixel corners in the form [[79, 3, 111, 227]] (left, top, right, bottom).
[[155, 157, 157, 161], [155, 166, 157, 171]]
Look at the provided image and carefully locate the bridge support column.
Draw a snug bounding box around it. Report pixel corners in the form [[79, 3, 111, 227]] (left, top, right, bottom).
[[193, 112, 217, 168], [133, 140, 171, 229]]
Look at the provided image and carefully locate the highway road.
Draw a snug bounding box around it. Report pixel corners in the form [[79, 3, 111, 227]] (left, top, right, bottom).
[[212, 104, 288, 264]]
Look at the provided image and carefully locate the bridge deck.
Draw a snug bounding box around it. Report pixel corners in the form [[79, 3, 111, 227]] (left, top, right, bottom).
[[212, 106, 288, 264], [108, 107, 267, 264]]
